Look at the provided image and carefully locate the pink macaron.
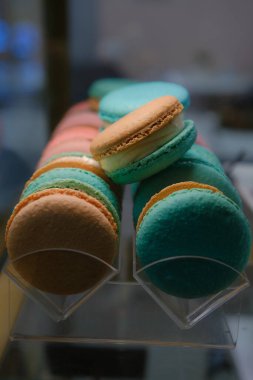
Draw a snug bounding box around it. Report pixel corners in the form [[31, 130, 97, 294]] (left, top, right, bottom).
[[38, 140, 92, 168], [65, 100, 91, 115], [55, 111, 101, 134], [49, 126, 99, 148]]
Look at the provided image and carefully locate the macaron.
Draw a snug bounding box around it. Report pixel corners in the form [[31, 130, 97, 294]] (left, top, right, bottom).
[[6, 168, 121, 295], [88, 78, 137, 111], [99, 81, 190, 127], [38, 140, 92, 168], [6, 189, 119, 295], [65, 100, 91, 115], [21, 168, 121, 225], [54, 111, 101, 135], [46, 126, 99, 151], [133, 144, 241, 225], [136, 181, 251, 298], [91, 96, 196, 184], [27, 155, 121, 199]]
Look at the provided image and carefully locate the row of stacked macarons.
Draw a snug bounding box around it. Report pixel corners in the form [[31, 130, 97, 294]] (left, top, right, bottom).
[[6, 92, 124, 295], [6, 79, 252, 300]]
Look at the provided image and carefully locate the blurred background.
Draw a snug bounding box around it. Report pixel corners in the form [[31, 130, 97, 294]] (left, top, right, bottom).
[[0, 0, 253, 378]]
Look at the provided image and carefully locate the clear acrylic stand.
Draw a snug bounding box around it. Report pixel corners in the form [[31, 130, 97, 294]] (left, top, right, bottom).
[[3, 186, 250, 347], [4, 249, 120, 322], [133, 253, 249, 330]]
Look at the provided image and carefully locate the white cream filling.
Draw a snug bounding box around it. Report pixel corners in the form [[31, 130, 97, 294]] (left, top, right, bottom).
[[100, 115, 184, 172], [81, 155, 100, 168]]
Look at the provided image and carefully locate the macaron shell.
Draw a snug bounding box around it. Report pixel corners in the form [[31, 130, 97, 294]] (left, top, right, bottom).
[[88, 78, 137, 100], [182, 144, 225, 174], [27, 156, 122, 200], [99, 81, 190, 123], [51, 125, 99, 143], [107, 120, 196, 184], [136, 189, 251, 298], [137, 181, 220, 230], [55, 112, 101, 133], [38, 140, 91, 168], [21, 168, 120, 220], [133, 156, 241, 225], [41, 152, 85, 166], [65, 100, 91, 115], [7, 190, 118, 294], [91, 96, 183, 158]]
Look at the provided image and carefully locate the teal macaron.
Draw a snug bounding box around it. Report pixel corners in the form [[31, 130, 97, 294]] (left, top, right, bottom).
[[22, 167, 121, 232], [99, 81, 190, 125], [88, 77, 137, 101], [91, 96, 196, 185], [136, 182, 251, 298], [133, 144, 242, 225]]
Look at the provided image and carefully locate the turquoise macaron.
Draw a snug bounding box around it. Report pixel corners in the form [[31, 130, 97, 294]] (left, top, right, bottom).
[[136, 182, 251, 298], [133, 144, 242, 225], [88, 77, 137, 101], [99, 81, 190, 125], [22, 167, 121, 231]]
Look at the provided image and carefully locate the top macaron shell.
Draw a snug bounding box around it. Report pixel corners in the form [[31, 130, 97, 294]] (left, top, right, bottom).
[[99, 82, 190, 124], [136, 187, 251, 298], [88, 78, 137, 100]]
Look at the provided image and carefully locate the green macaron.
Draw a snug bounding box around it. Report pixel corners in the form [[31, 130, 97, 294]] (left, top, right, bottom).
[[133, 145, 242, 225], [22, 167, 121, 232], [136, 182, 251, 298]]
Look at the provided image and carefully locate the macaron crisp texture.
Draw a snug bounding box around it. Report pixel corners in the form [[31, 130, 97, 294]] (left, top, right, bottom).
[[91, 96, 196, 184], [6, 167, 120, 295], [136, 181, 251, 299], [6, 189, 118, 295]]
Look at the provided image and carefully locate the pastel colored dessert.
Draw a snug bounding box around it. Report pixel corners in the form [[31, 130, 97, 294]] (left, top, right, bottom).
[[22, 167, 120, 223], [99, 81, 190, 127], [65, 100, 91, 115], [133, 144, 241, 225], [136, 181, 251, 298], [6, 189, 118, 295], [91, 96, 196, 184], [88, 78, 137, 111], [46, 126, 99, 150], [38, 140, 92, 168], [54, 111, 101, 135], [6, 168, 121, 295], [27, 155, 121, 199]]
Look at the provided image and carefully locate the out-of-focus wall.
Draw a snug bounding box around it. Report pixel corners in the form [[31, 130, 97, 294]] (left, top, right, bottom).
[[96, 0, 253, 78]]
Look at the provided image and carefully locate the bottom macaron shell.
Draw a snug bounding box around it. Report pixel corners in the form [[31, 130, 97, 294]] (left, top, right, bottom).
[[7, 192, 118, 295], [107, 120, 196, 184], [136, 189, 251, 298]]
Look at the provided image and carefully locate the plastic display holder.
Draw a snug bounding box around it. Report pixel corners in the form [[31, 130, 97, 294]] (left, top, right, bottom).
[[3, 187, 250, 347], [4, 248, 120, 322], [133, 252, 249, 330]]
